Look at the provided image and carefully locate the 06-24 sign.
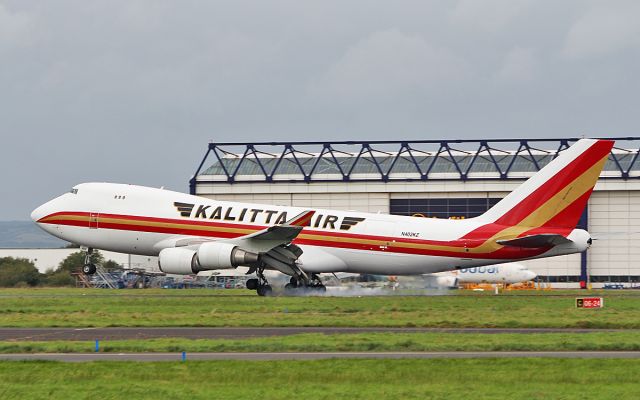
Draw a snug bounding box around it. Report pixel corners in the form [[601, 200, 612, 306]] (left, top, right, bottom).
[[576, 297, 603, 308]]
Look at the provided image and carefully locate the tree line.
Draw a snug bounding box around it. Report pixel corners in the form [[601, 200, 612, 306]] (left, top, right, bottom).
[[0, 251, 120, 287]]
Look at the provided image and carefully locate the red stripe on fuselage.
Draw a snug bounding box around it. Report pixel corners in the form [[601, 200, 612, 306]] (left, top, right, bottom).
[[39, 211, 549, 259]]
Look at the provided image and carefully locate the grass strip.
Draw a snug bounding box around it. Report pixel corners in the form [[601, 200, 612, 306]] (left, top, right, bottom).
[[0, 288, 639, 328], [0, 358, 638, 399], [2, 332, 640, 353]]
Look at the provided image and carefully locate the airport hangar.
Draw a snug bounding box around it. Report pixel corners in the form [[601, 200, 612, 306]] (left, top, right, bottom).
[[189, 138, 640, 289]]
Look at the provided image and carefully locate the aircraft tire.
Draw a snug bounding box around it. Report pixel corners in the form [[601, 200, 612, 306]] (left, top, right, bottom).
[[83, 264, 96, 275], [246, 278, 259, 290], [284, 283, 297, 294], [257, 285, 273, 297]]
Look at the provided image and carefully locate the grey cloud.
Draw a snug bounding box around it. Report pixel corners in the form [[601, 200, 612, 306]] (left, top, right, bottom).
[[0, 3, 33, 51], [0, 0, 639, 220], [495, 47, 536, 83], [450, 0, 534, 33], [564, 2, 640, 59], [309, 29, 468, 104]]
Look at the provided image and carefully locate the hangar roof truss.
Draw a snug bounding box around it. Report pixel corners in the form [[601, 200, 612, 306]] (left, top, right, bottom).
[[191, 138, 640, 193]]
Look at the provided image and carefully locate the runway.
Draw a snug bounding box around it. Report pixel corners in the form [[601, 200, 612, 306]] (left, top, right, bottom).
[[0, 327, 630, 341], [0, 351, 639, 362]]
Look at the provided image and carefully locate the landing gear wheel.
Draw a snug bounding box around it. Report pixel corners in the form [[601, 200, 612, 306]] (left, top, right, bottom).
[[315, 284, 326, 293], [246, 278, 259, 290], [289, 277, 298, 287], [257, 285, 273, 297], [284, 283, 297, 294], [82, 264, 97, 275]]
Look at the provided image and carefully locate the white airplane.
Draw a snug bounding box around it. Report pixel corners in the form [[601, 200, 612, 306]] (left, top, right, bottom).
[[333, 263, 536, 289], [428, 262, 537, 287], [32, 139, 612, 296]]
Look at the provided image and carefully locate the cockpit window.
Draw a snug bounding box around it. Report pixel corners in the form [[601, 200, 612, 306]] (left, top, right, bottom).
[[70, 188, 78, 194]]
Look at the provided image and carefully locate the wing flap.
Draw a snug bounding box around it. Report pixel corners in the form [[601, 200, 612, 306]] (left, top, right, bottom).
[[497, 234, 572, 248]]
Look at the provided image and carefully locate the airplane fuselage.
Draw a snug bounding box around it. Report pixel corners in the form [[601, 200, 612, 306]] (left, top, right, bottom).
[[32, 182, 589, 275]]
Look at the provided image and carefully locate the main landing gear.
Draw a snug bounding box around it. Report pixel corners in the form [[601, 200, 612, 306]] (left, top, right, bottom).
[[245, 270, 326, 296], [247, 268, 273, 296], [82, 248, 97, 275], [245, 269, 273, 297], [246, 278, 273, 296], [284, 274, 326, 295]]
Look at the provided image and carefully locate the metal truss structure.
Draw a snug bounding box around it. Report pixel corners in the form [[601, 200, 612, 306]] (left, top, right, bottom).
[[190, 138, 640, 194]]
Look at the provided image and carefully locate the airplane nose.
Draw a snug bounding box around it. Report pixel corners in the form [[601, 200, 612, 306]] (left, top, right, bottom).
[[527, 271, 538, 281], [31, 204, 47, 222]]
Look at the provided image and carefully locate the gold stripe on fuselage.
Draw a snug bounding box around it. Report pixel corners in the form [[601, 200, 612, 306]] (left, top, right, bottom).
[[40, 155, 606, 256]]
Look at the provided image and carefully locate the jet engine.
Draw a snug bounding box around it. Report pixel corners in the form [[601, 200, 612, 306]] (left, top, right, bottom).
[[158, 248, 198, 274], [158, 242, 259, 275]]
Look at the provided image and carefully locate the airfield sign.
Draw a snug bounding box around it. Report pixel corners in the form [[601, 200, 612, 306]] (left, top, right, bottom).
[[576, 297, 604, 309]]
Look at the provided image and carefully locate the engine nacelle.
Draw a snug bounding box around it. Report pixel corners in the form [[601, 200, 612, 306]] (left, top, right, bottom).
[[158, 243, 260, 275], [158, 248, 198, 274], [195, 242, 260, 270], [196, 242, 237, 269]]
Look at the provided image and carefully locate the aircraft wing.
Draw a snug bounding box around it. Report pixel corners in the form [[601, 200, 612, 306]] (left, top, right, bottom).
[[213, 210, 315, 275], [218, 210, 315, 253], [496, 234, 572, 248], [160, 211, 315, 276]]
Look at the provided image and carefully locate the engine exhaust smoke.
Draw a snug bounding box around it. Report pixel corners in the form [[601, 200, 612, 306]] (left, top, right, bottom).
[[275, 284, 455, 297]]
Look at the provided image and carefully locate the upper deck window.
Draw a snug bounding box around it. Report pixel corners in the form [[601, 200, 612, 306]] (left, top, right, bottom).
[[70, 188, 78, 194]]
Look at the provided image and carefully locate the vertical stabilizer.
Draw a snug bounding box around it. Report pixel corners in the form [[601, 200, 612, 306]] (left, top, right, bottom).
[[480, 139, 614, 230]]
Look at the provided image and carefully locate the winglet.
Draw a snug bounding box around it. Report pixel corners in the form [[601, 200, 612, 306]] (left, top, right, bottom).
[[285, 210, 315, 227]]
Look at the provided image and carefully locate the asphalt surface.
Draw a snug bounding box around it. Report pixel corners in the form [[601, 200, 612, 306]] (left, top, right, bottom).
[[0, 327, 631, 341], [0, 351, 639, 362]]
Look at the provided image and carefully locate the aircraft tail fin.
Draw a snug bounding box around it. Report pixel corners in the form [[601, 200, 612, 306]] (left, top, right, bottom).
[[480, 139, 614, 230]]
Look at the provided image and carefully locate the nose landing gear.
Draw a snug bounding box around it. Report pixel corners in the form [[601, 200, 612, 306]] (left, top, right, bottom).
[[82, 263, 97, 275], [82, 247, 97, 275]]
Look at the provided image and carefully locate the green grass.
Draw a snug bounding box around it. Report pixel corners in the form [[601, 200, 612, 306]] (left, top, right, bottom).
[[0, 358, 637, 399], [2, 332, 640, 353], [0, 288, 638, 328]]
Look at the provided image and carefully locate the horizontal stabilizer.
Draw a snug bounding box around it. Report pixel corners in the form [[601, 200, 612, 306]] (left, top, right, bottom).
[[497, 234, 572, 248]]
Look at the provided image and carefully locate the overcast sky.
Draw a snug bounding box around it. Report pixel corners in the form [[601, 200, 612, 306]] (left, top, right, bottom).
[[1, 0, 639, 220]]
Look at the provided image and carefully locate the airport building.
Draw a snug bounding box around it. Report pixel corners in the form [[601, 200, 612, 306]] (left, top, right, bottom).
[[190, 138, 640, 288]]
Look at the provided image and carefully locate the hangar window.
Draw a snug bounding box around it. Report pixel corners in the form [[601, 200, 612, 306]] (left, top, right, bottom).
[[390, 197, 502, 219]]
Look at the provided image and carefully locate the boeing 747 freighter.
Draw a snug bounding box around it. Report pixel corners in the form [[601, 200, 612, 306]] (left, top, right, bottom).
[[32, 139, 612, 295]]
